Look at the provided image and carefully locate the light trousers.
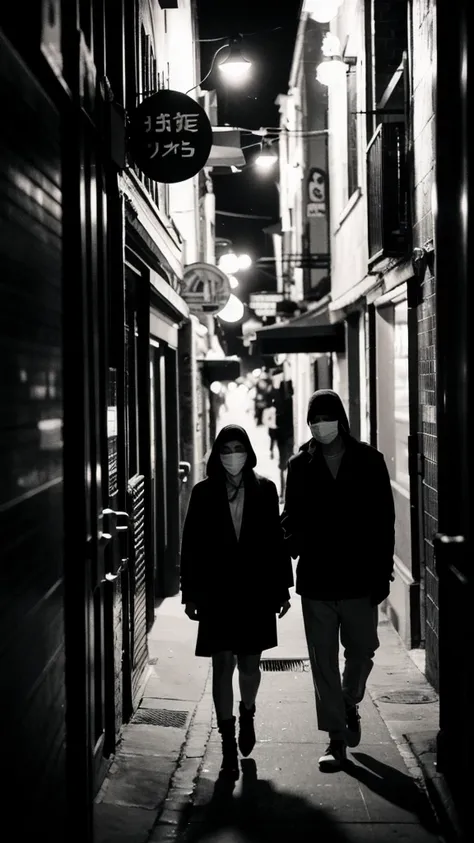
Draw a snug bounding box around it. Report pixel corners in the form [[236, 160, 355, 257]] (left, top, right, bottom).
[[302, 596, 379, 741]]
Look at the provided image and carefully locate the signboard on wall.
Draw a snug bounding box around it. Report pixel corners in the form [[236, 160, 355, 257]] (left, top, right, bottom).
[[250, 292, 284, 318], [182, 263, 231, 314], [307, 167, 327, 218], [127, 90, 213, 183]]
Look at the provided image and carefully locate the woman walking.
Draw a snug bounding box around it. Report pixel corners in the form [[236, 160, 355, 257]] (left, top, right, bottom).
[[180, 424, 293, 779]]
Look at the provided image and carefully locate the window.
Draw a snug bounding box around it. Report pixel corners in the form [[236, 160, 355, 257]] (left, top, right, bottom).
[[393, 299, 410, 489], [376, 298, 410, 490], [346, 65, 359, 199]]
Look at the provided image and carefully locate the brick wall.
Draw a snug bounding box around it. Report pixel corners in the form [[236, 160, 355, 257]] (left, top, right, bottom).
[[412, 0, 438, 689]]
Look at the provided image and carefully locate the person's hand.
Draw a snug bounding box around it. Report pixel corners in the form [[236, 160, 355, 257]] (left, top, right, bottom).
[[278, 600, 291, 619], [185, 601, 199, 620]]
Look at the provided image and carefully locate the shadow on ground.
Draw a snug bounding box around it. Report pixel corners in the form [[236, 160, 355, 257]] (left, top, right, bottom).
[[345, 752, 438, 832], [179, 758, 353, 842], [176, 752, 440, 843]]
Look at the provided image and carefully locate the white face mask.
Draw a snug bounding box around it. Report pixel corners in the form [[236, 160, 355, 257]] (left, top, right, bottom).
[[220, 452, 247, 475], [310, 421, 339, 445]]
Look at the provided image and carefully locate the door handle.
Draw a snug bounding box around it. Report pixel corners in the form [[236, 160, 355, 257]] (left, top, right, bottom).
[[179, 461, 191, 483], [102, 562, 126, 584], [104, 572, 119, 582], [103, 508, 131, 524], [102, 508, 131, 536]]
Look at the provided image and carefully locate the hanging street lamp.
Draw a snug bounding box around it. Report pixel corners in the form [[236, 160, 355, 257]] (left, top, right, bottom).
[[217, 37, 252, 84]]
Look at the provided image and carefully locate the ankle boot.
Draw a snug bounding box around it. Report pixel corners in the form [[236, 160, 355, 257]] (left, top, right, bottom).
[[218, 716, 239, 779], [238, 701, 256, 757]]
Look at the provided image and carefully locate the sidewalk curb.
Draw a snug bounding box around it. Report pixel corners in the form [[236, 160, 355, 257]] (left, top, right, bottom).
[[366, 613, 465, 843], [404, 734, 467, 843], [148, 665, 214, 843]]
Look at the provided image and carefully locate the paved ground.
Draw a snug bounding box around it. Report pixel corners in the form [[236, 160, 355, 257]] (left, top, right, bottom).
[[94, 401, 444, 843]]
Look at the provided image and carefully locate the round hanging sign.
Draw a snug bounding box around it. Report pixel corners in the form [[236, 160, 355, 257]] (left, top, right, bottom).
[[127, 89, 213, 184], [182, 263, 231, 314]]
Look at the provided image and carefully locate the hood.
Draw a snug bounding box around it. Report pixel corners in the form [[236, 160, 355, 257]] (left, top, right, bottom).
[[206, 424, 257, 479], [299, 389, 350, 453], [306, 389, 350, 432]]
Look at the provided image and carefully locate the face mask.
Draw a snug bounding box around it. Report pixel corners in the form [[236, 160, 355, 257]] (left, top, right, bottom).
[[310, 421, 339, 445], [220, 453, 247, 475]]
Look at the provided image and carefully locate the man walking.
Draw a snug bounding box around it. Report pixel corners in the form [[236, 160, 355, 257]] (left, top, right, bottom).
[[281, 389, 395, 770]]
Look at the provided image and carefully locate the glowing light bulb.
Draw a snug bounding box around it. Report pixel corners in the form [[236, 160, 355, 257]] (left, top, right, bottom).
[[237, 254, 252, 271], [216, 294, 245, 323], [306, 0, 342, 24], [218, 252, 239, 274], [218, 43, 252, 85], [255, 151, 278, 170]]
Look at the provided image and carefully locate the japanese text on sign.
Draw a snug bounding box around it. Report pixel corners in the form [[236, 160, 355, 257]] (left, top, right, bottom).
[[144, 112, 200, 133], [149, 141, 195, 159]]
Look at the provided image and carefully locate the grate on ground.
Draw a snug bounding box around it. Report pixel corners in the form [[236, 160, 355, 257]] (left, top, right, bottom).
[[260, 658, 310, 672], [376, 689, 438, 705], [131, 708, 189, 728]]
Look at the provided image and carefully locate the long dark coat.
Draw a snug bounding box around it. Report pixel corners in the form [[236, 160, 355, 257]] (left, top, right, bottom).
[[180, 425, 293, 657], [281, 390, 395, 601]]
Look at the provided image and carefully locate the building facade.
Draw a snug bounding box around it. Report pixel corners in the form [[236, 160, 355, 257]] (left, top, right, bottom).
[[272, 0, 471, 827], [262, 11, 339, 452], [277, 0, 437, 658], [0, 0, 216, 838], [322, 0, 437, 663]]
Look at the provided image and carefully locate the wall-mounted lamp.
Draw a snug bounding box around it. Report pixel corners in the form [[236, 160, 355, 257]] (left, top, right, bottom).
[[186, 35, 252, 94], [305, 0, 343, 23], [316, 32, 356, 87]]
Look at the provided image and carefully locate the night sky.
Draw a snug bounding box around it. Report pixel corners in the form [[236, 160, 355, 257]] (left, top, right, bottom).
[[196, 0, 302, 300]]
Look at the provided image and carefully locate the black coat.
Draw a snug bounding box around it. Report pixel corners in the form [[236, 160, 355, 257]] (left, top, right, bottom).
[[281, 436, 395, 601], [180, 426, 293, 656]]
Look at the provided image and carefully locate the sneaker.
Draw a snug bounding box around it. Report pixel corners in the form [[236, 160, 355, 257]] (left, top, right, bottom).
[[318, 740, 347, 770], [345, 704, 361, 748]]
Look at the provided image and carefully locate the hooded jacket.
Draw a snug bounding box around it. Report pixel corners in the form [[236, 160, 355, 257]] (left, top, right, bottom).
[[281, 390, 395, 600], [180, 425, 293, 610]]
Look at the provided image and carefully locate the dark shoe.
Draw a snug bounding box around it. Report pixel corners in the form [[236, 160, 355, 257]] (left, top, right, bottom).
[[218, 716, 239, 779], [345, 704, 361, 747], [238, 701, 256, 757], [318, 740, 347, 770]]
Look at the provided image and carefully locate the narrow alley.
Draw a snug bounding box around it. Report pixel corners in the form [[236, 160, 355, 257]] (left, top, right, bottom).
[[1, 2, 470, 842]]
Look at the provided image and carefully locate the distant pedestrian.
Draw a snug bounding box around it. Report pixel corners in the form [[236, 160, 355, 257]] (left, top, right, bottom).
[[262, 404, 278, 458], [281, 390, 395, 770], [270, 377, 294, 502], [180, 424, 293, 779]]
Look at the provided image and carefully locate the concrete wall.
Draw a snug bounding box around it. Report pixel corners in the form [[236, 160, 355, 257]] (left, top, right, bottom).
[[328, 0, 369, 302], [290, 352, 317, 451], [166, 0, 200, 263]]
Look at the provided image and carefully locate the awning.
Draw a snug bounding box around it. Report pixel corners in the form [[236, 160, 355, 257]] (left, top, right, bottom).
[[199, 357, 241, 382], [253, 305, 345, 355], [206, 128, 245, 168]]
